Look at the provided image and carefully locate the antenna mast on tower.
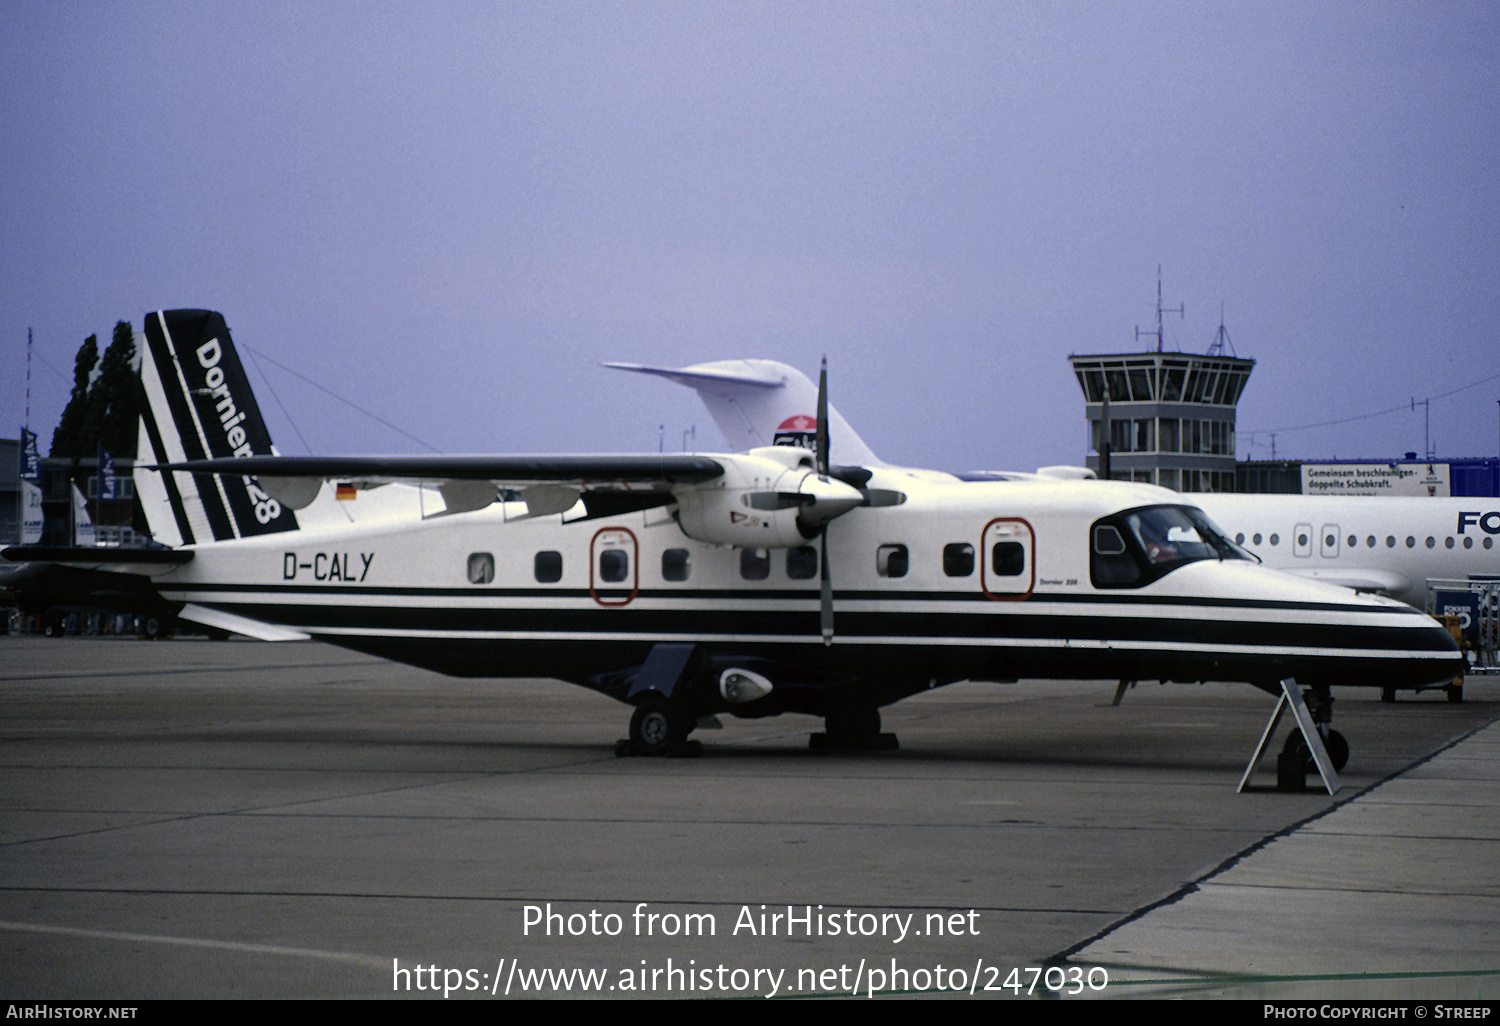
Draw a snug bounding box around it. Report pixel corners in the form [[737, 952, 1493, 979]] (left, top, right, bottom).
[[1136, 265, 1184, 352], [1207, 303, 1238, 357]]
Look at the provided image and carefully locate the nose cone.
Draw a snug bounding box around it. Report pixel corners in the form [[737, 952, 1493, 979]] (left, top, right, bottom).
[[1157, 562, 1467, 692]]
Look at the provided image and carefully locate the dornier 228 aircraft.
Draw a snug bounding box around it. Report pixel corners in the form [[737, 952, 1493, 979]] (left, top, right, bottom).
[[11, 310, 1463, 773]]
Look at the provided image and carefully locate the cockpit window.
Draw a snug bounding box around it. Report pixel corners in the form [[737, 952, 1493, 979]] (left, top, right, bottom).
[[1090, 504, 1251, 589]]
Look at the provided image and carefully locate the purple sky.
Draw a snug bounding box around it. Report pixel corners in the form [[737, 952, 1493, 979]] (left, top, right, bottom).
[[4, 2, 1498, 472]]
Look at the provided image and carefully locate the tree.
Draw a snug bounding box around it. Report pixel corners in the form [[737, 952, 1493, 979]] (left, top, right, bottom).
[[49, 335, 98, 458], [98, 321, 144, 457], [47, 323, 145, 458]]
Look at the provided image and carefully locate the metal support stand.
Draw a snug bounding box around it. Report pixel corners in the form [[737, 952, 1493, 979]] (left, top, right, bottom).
[[1238, 678, 1341, 795]]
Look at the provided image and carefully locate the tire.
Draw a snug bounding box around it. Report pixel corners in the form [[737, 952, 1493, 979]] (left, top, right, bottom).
[[1282, 728, 1348, 773], [825, 706, 881, 741], [629, 694, 690, 755]]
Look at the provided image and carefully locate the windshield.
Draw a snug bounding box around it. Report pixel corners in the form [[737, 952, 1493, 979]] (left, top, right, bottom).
[[1091, 504, 1252, 588]]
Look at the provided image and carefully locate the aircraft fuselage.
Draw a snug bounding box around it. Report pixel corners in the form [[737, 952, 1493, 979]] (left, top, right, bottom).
[[149, 471, 1462, 720]]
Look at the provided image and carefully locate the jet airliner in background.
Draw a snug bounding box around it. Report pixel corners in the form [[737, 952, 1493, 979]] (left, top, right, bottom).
[[3, 312, 1465, 783]]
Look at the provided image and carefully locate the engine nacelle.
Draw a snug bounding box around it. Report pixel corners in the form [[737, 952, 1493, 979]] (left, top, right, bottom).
[[673, 450, 863, 548]]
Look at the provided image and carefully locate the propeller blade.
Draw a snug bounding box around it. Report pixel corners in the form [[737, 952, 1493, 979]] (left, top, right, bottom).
[[820, 523, 833, 646], [816, 356, 830, 479]]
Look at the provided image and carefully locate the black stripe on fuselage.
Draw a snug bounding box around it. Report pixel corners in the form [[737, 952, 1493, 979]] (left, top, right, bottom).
[[169, 580, 1419, 615], [176, 596, 1451, 653]]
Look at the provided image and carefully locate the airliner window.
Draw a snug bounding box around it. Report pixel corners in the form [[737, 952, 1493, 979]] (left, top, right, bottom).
[[534, 550, 563, 583], [991, 542, 1025, 576], [1090, 505, 1249, 589], [786, 546, 818, 580], [877, 544, 908, 578], [467, 552, 494, 585], [943, 543, 974, 577], [662, 548, 691, 582], [741, 548, 770, 581], [599, 548, 629, 583]]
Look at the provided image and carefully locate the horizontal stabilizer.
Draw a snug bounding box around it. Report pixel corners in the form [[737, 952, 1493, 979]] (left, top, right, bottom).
[[603, 360, 788, 390], [606, 358, 883, 465], [176, 603, 311, 642]]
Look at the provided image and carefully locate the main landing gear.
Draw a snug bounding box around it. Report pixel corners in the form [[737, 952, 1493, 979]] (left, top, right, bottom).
[[618, 693, 702, 757], [810, 706, 898, 751]]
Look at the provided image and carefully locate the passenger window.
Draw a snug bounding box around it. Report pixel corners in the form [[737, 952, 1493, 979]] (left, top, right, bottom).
[[943, 543, 974, 577], [991, 541, 1025, 576], [467, 552, 494, 585], [534, 550, 563, 583], [599, 548, 629, 583], [740, 548, 770, 581], [876, 544, 908, 578], [786, 546, 818, 580], [662, 548, 691, 582]]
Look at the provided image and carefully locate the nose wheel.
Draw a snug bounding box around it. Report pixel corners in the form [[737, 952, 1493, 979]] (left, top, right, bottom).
[[1280, 726, 1349, 784], [1240, 679, 1345, 794]]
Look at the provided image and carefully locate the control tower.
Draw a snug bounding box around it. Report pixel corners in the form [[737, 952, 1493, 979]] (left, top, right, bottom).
[[1069, 350, 1254, 491]]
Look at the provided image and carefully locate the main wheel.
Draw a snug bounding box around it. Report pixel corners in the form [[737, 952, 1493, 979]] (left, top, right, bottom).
[[629, 694, 690, 755], [824, 706, 881, 741]]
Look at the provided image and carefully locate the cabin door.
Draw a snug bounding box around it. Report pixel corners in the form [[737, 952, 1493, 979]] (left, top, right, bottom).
[[590, 526, 638, 606], [981, 517, 1035, 600]]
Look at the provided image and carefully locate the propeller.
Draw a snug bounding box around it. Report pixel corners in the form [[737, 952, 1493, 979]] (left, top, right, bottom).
[[817, 357, 834, 647]]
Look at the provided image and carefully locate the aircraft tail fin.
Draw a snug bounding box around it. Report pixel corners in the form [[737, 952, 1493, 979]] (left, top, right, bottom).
[[605, 359, 883, 466], [136, 309, 300, 546]]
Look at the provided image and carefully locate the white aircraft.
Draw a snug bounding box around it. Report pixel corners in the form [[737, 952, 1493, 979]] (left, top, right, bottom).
[[5, 311, 1463, 777]]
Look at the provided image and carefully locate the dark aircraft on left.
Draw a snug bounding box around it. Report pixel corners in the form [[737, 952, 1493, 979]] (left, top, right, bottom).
[[0, 551, 187, 637]]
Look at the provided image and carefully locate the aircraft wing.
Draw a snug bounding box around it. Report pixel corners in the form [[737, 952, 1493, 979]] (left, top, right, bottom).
[[158, 454, 726, 518], [160, 454, 724, 484]]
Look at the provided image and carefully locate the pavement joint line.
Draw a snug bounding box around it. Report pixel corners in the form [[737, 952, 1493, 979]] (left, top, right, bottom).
[[0, 919, 388, 969]]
